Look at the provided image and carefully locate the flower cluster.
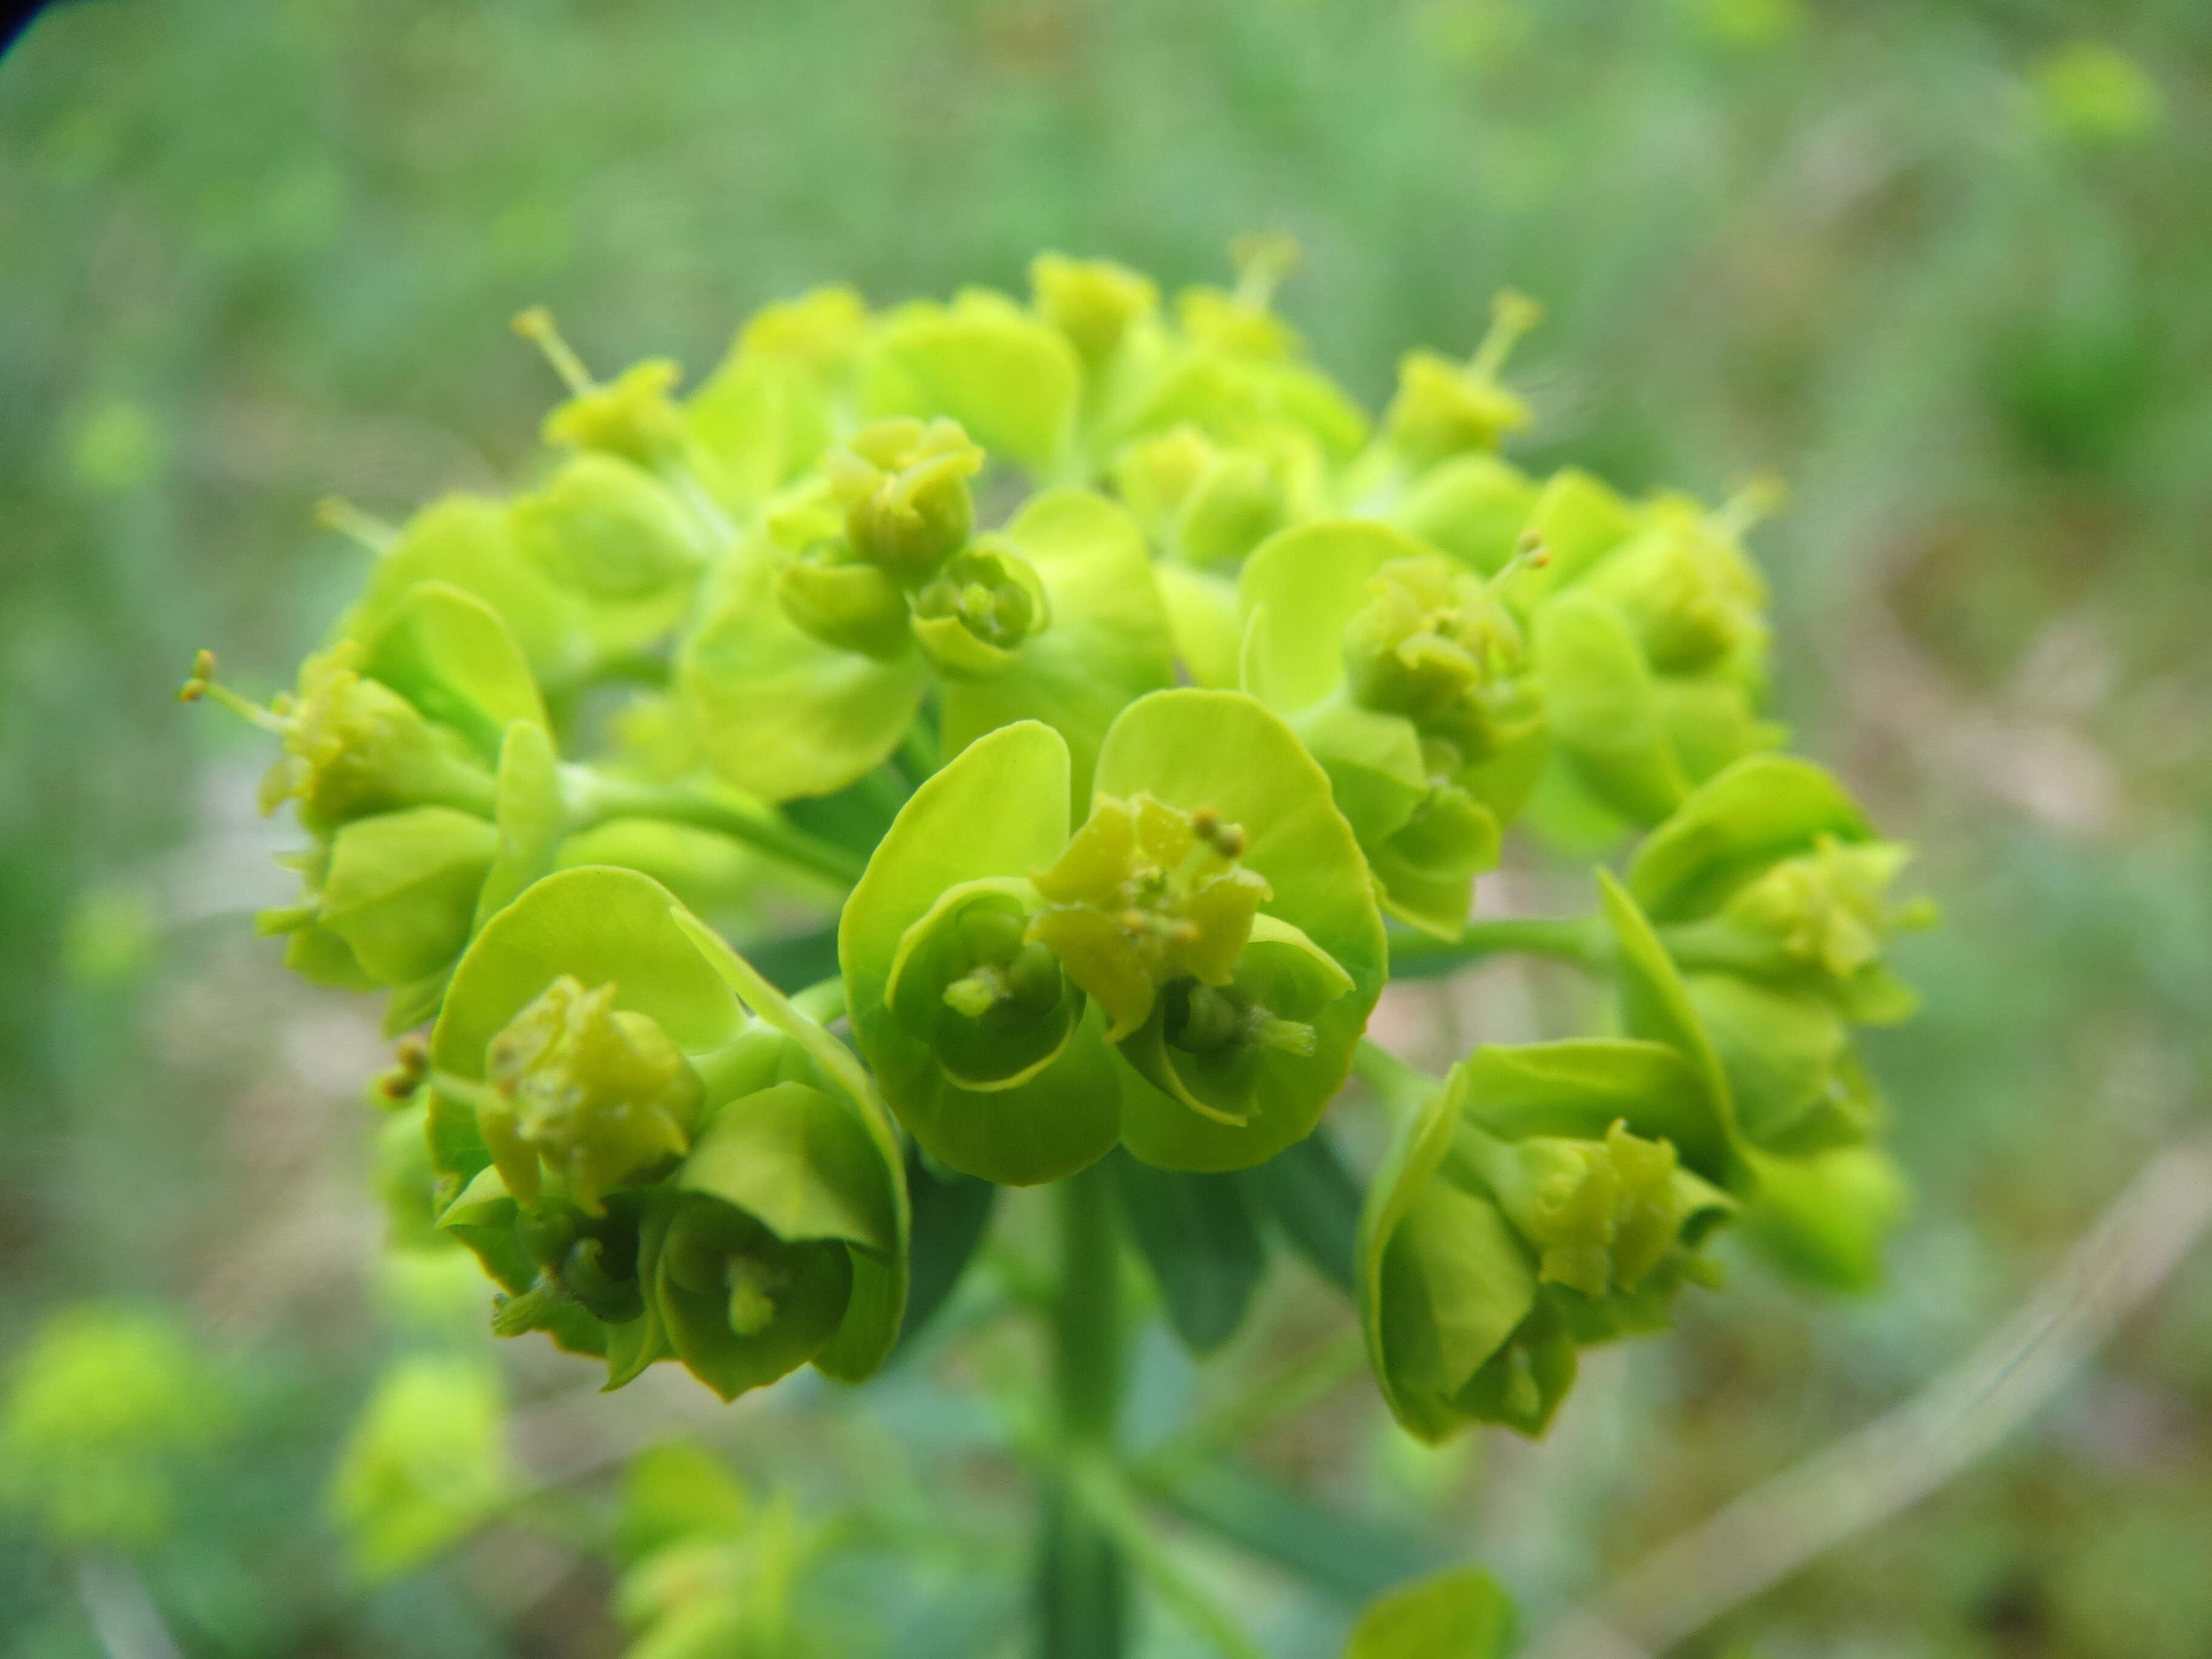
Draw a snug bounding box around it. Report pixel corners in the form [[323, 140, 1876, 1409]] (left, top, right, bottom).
[[191, 248, 1929, 1437]]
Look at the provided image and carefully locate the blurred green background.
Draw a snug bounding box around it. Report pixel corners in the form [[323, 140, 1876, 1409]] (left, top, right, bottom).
[[4, 0, 2211, 1654]]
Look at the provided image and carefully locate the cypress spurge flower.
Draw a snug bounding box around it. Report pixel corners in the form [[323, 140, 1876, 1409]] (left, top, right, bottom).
[[843, 689, 1384, 1184], [1359, 1039, 1731, 1440], [428, 866, 906, 1398], [1241, 523, 1545, 936]]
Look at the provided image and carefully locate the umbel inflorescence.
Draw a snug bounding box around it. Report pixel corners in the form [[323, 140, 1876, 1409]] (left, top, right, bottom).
[[189, 243, 1931, 1440]]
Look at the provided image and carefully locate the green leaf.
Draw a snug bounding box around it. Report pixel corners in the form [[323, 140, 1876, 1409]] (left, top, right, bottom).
[[1627, 753, 1875, 922], [859, 290, 1083, 470], [1344, 1564, 1514, 1659], [939, 489, 1177, 811], [321, 807, 501, 986], [679, 546, 929, 802], [1096, 690, 1387, 1173], [474, 720, 565, 929], [364, 580, 550, 762], [842, 720, 1124, 1185], [1105, 1151, 1267, 1354], [1235, 1123, 1363, 1295], [1532, 592, 1686, 826], [434, 866, 747, 1082], [1455, 1038, 1731, 1184]]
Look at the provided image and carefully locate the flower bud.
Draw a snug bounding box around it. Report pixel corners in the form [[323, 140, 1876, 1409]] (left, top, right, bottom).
[[479, 975, 703, 1213], [511, 452, 703, 603], [825, 417, 986, 581], [1111, 426, 1289, 569], [773, 544, 915, 660], [1028, 792, 1272, 1041], [911, 539, 1051, 678], [1382, 291, 1542, 469], [886, 880, 1082, 1090], [256, 645, 498, 826], [1032, 253, 1159, 364]]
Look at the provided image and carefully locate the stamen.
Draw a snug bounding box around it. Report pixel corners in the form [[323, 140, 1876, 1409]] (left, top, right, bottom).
[[1711, 471, 1789, 540], [178, 650, 287, 732], [1469, 289, 1544, 381], [512, 306, 598, 397], [314, 497, 398, 555], [1230, 232, 1301, 312]]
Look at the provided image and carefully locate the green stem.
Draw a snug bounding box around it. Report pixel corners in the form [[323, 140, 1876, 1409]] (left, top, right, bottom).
[[1076, 1459, 1273, 1659], [1037, 1166, 1129, 1659], [1386, 913, 1610, 980], [560, 766, 866, 887]]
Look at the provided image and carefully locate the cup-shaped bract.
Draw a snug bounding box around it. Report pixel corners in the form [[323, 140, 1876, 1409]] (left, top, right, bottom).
[[680, 534, 931, 802], [910, 538, 1052, 679], [1521, 487, 1785, 835], [1241, 522, 1545, 938], [842, 722, 1125, 1186], [335, 495, 595, 691], [1631, 756, 1935, 1023], [427, 866, 907, 1395]]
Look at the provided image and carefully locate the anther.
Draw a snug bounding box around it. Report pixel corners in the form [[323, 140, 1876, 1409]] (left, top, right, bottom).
[[1470, 289, 1544, 380], [178, 650, 287, 732]]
